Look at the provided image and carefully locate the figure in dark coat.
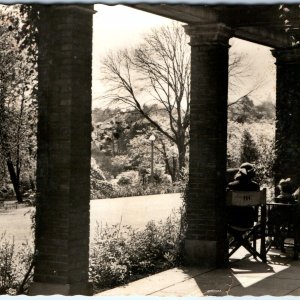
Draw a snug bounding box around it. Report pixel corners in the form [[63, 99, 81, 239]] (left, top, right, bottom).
[[227, 162, 260, 229]]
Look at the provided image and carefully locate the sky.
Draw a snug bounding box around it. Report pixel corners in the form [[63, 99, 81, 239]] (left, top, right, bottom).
[[92, 4, 276, 109]]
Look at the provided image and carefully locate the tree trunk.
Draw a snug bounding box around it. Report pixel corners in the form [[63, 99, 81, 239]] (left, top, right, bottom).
[[6, 159, 23, 203], [164, 157, 176, 182], [177, 139, 186, 179], [172, 156, 177, 181], [160, 141, 176, 182]]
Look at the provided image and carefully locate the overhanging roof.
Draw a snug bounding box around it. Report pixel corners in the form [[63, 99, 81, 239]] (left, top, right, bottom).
[[130, 4, 300, 48]]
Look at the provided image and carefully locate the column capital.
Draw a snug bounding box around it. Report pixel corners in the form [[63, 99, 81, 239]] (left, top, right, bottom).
[[272, 46, 300, 64], [184, 23, 232, 47]]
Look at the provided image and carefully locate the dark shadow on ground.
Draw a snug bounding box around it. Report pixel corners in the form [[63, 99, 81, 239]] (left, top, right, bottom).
[[180, 248, 300, 296]]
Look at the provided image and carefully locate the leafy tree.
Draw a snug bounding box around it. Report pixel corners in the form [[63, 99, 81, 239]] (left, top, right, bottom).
[[0, 5, 38, 202], [228, 96, 257, 123], [255, 100, 275, 121], [228, 96, 275, 123], [94, 116, 130, 156]]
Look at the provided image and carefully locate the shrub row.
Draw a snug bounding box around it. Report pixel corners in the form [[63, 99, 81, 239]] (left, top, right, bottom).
[[91, 182, 183, 200], [89, 209, 185, 293], [0, 207, 185, 295]]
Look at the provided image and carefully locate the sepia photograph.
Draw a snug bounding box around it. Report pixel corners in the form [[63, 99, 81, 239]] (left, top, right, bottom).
[[1, 1, 300, 296]]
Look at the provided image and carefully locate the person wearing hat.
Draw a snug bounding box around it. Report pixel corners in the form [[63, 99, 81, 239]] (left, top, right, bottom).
[[268, 178, 298, 252], [228, 162, 260, 192], [227, 162, 260, 229]]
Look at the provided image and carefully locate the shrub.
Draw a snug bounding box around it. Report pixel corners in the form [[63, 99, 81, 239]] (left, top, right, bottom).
[[89, 209, 185, 293], [90, 157, 115, 199], [0, 234, 34, 295], [90, 159, 106, 181], [110, 155, 132, 178], [107, 183, 183, 199], [90, 180, 115, 200], [116, 171, 139, 186]]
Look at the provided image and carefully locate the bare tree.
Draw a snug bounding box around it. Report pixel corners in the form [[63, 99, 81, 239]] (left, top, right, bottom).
[[100, 23, 264, 178], [101, 23, 190, 177], [228, 47, 265, 107]]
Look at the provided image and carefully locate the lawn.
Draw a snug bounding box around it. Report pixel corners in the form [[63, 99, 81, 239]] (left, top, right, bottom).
[[0, 193, 183, 245], [0, 206, 34, 246]]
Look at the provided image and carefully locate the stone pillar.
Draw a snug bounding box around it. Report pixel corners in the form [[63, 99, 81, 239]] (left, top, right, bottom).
[[272, 47, 300, 188], [184, 24, 231, 267], [29, 5, 94, 295]]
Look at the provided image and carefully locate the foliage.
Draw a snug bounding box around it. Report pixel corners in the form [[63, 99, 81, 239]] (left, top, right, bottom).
[[89, 209, 185, 292], [91, 157, 106, 181], [110, 155, 132, 178], [227, 121, 244, 168], [90, 180, 115, 200], [92, 106, 183, 183], [90, 181, 182, 200], [0, 5, 38, 202], [0, 234, 34, 295], [89, 154, 184, 200], [93, 114, 130, 156], [90, 157, 114, 199], [117, 170, 139, 186], [254, 136, 275, 187], [249, 123, 275, 186], [228, 96, 275, 123], [227, 120, 275, 186]]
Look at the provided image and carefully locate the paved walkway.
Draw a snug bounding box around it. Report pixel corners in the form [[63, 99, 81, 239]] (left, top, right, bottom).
[[96, 247, 300, 297]]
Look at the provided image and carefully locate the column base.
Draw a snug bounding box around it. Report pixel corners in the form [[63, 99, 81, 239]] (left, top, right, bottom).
[[28, 281, 93, 296], [184, 239, 228, 268]]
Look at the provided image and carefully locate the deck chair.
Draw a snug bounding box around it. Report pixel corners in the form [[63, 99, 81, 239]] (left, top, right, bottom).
[[227, 188, 267, 262]]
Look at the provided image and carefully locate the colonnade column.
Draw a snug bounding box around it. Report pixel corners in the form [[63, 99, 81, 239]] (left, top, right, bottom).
[[272, 48, 300, 187], [29, 5, 94, 295], [184, 23, 231, 267]]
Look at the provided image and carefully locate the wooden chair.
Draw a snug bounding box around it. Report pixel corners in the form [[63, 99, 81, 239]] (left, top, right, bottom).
[[227, 188, 267, 262], [266, 202, 300, 260]]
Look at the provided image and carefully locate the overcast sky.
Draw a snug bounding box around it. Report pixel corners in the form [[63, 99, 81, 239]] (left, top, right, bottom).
[[92, 4, 276, 109]]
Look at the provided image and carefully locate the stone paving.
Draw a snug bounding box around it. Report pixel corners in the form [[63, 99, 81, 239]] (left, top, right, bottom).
[[96, 246, 300, 297]]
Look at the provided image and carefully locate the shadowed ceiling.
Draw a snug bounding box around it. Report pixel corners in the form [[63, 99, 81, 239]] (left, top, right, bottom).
[[131, 4, 300, 48]]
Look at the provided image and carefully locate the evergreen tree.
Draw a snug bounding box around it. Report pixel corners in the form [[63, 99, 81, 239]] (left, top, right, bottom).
[[240, 129, 259, 164]]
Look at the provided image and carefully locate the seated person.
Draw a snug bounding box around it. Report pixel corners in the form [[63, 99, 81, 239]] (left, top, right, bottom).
[[268, 178, 297, 251], [227, 162, 260, 229], [274, 178, 297, 204]]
